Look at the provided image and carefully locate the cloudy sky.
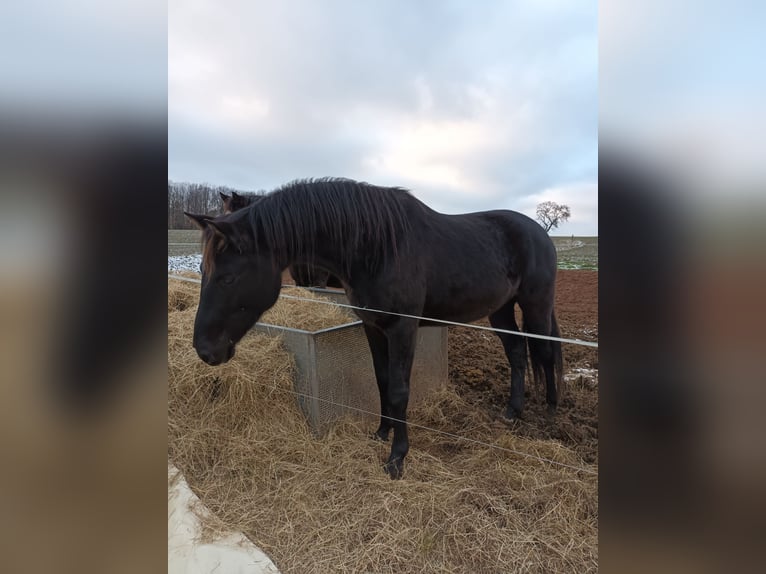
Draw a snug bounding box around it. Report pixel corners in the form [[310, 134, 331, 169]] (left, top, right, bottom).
[[169, 0, 597, 235]]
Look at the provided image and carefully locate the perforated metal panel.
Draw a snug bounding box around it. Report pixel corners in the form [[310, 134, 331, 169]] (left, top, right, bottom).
[[254, 291, 448, 434]]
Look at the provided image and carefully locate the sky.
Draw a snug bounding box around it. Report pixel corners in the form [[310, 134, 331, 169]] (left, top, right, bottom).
[[169, 0, 598, 235], [600, 0, 766, 198]]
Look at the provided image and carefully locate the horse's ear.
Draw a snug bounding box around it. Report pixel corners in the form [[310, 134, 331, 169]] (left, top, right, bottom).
[[232, 191, 242, 200], [220, 192, 233, 213], [184, 212, 212, 230]]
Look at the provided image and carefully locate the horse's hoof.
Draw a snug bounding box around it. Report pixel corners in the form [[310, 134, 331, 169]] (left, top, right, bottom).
[[546, 404, 557, 418], [370, 430, 390, 442], [371, 427, 390, 442], [502, 407, 522, 425], [383, 458, 404, 480]]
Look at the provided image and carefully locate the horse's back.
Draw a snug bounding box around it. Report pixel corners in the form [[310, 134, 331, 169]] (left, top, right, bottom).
[[390, 207, 553, 322], [477, 209, 557, 273], [418, 207, 556, 280]]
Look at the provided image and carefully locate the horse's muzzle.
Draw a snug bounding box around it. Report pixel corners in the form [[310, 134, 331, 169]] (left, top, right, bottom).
[[195, 341, 235, 366]]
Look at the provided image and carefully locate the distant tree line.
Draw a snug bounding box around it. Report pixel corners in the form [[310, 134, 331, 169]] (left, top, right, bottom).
[[167, 181, 263, 229]]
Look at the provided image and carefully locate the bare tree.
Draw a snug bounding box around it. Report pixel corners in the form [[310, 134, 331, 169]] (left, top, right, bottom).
[[536, 201, 571, 233]]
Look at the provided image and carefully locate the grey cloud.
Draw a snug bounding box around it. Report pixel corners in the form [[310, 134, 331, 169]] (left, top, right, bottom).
[[170, 0, 597, 233]]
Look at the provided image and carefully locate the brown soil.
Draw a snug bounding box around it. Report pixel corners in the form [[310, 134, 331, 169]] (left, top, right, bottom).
[[447, 270, 598, 463]]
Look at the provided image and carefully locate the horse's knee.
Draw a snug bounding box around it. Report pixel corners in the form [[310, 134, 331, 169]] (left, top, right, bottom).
[[387, 387, 410, 412]]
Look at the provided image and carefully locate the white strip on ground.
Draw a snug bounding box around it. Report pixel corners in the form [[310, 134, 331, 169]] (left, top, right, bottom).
[[168, 462, 280, 574]]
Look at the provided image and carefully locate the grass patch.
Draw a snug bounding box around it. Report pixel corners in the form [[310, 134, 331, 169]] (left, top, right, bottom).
[[168, 230, 203, 256], [551, 236, 598, 270]]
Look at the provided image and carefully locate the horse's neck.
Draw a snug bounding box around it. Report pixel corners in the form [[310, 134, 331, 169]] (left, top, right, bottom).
[[278, 223, 354, 281], [289, 245, 348, 282]]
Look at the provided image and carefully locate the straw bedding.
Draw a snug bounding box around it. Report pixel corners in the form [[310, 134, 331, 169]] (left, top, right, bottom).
[[167, 278, 354, 331], [261, 286, 356, 330], [168, 281, 598, 573]]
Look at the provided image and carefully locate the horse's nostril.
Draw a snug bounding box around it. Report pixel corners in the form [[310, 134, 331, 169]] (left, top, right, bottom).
[[197, 348, 217, 365]]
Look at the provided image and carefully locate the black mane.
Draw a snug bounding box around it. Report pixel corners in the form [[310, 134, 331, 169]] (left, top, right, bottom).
[[247, 178, 414, 272]]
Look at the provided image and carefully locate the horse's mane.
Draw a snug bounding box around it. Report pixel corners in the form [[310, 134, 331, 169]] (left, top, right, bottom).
[[248, 177, 414, 272], [201, 225, 225, 275]]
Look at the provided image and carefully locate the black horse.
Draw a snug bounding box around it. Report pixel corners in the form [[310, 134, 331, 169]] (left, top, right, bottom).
[[186, 178, 562, 479], [219, 191, 342, 289], [219, 190, 253, 214]]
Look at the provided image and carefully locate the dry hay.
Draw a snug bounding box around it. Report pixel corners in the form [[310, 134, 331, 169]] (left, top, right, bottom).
[[168, 283, 598, 573], [168, 274, 200, 312], [261, 286, 355, 331], [168, 278, 354, 331]]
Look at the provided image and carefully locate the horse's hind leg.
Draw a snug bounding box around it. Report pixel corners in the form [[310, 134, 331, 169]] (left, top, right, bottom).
[[489, 302, 527, 420], [363, 325, 392, 441], [520, 301, 559, 416]]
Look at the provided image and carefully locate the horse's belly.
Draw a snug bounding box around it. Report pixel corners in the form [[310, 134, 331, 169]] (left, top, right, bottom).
[[423, 282, 516, 323]]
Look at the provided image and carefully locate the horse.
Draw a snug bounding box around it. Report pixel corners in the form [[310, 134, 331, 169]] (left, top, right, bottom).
[[219, 190, 254, 214], [186, 177, 563, 479], [219, 191, 343, 289]]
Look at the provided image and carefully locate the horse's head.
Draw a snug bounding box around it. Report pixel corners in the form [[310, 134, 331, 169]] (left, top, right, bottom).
[[219, 191, 252, 214], [184, 209, 282, 365]]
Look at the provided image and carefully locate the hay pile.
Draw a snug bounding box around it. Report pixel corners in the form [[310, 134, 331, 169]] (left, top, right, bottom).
[[167, 275, 199, 312], [167, 278, 354, 331], [261, 286, 355, 331], [168, 282, 598, 573]]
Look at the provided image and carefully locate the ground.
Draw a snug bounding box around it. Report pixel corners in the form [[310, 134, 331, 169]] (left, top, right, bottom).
[[169, 264, 599, 572], [281, 266, 598, 465], [446, 270, 598, 463]]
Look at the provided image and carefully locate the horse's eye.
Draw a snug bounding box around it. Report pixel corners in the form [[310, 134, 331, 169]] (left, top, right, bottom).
[[220, 274, 235, 285]]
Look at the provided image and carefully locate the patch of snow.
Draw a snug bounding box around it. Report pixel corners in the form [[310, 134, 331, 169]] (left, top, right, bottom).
[[169, 255, 202, 274], [169, 463, 280, 574], [556, 240, 586, 252], [564, 367, 598, 388]]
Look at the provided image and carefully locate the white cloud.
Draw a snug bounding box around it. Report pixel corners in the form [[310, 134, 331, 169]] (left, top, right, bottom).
[[169, 0, 598, 233], [357, 114, 503, 193], [520, 183, 598, 236]]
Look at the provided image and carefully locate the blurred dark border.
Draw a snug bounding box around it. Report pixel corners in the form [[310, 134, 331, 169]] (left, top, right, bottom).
[[0, 116, 169, 573], [599, 2, 766, 560], [0, 2, 168, 571]]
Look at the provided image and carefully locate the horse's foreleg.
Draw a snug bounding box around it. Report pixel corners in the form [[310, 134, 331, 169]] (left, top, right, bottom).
[[382, 319, 418, 479], [363, 324, 391, 441]]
